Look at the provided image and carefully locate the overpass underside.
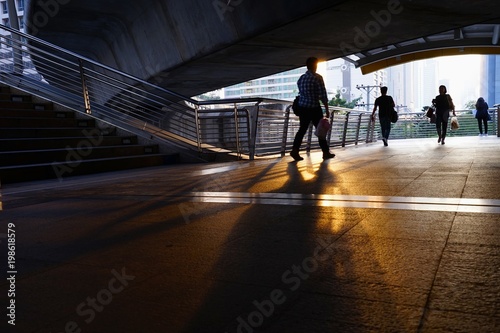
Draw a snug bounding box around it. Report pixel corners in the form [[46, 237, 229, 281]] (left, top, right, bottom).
[[25, 0, 500, 97]]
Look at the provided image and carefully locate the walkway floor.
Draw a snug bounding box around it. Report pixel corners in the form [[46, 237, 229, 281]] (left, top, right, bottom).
[[1, 136, 499, 333]]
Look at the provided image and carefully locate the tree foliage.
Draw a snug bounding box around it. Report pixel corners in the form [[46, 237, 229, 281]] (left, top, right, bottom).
[[329, 89, 362, 109], [464, 100, 476, 110]]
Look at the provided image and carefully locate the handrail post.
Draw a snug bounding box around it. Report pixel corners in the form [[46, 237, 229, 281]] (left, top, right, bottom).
[[244, 108, 252, 160], [497, 105, 500, 137], [282, 105, 291, 157], [366, 116, 375, 143], [249, 102, 261, 161], [234, 103, 242, 159], [326, 110, 334, 144], [355, 114, 363, 145], [78, 59, 92, 114], [194, 104, 203, 153], [342, 112, 350, 147]]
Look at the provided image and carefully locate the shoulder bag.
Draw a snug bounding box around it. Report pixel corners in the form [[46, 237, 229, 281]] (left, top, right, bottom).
[[390, 108, 398, 123], [292, 96, 301, 116]]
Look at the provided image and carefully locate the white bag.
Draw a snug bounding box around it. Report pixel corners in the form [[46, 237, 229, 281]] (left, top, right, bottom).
[[450, 116, 459, 130], [315, 118, 331, 139]]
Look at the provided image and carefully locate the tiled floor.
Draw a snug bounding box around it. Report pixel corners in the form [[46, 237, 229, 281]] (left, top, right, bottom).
[[1, 136, 499, 333]]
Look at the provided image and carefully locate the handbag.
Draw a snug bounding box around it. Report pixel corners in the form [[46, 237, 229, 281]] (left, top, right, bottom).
[[292, 96, 301, 116], [426, 107, 434, 118], [390, 108, 398, 123], [430, 113, 436, 124], [314, 118, 331, 139]]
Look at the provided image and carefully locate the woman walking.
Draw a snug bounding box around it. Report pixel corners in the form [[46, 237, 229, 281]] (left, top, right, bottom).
[[475, 97, 489, 136], [432, 85, 456, 145]]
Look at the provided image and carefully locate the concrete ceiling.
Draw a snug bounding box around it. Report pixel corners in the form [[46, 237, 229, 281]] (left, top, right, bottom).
[[25, 0, 500, 97]]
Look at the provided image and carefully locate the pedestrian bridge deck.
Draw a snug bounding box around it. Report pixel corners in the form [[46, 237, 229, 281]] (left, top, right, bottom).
[[1, 136, 499, 332]]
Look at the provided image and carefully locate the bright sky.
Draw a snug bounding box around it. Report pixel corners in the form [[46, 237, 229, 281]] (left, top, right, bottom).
[[437, 54, 481, 80], [435, 55, 482, 108]]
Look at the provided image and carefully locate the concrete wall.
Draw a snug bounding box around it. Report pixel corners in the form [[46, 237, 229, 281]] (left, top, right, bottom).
[[24, 0, 500, 97]]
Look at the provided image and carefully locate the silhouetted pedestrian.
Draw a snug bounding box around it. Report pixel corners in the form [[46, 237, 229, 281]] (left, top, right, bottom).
[[432, 85, 455, 145], [290, 57, 334, 161], [475, 97, 489, 136], [371, 86, 395, 146]]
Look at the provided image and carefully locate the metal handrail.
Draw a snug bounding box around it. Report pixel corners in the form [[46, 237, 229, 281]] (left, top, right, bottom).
[[0, 24, 295, 160], [5, 24, 198, 105], [373, 109, 498, 140], [0, 24, 495, 163]]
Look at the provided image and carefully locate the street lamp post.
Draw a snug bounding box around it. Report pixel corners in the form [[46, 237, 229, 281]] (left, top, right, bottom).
[[356, 84, 381, 111]]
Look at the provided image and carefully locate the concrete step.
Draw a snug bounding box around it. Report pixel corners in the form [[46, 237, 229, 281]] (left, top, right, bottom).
[[0, 86, 11, 96], [0, 100, 53, 110], [0, 109, 75, 118], [0, 136, 137, 151], [0, 84, 180, 184], [0, 93, 32, 102], [0, 154, 179, 184], [0, 127, 110, 138], [0, 145, 160, 166], [0, 116, 95, 128]]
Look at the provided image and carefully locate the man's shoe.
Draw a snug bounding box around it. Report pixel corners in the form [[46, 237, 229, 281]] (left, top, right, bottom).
[[323, 152, 335, 160], [383, 138, 388, 146], [290, 150, 303, 161]]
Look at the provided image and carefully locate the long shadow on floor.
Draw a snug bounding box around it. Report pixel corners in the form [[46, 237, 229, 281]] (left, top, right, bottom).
[[180, 159, 399, 332]]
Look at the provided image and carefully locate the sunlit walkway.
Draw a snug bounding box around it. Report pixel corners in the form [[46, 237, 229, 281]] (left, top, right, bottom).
[[1, 136, 499, 332]]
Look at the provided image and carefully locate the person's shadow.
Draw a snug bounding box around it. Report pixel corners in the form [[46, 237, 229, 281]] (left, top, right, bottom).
[[180, 157, 361, 332]]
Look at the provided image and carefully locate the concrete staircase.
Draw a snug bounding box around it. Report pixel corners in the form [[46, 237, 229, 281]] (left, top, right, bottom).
[[0, 86, 178, 184]]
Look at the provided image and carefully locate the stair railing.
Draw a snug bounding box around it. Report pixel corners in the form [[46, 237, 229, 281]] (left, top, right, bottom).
[[0, 24, 302, 160]]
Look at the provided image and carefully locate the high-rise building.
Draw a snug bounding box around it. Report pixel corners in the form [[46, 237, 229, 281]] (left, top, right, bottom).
[[223, 68, 303, 101], [385, 55, 487, 112], [223, 58, 385, 110], [0, 0, 40, 79], [385, 58, 439, 113], [0, 0, 23, 28], [483, 55, 500, 107]]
